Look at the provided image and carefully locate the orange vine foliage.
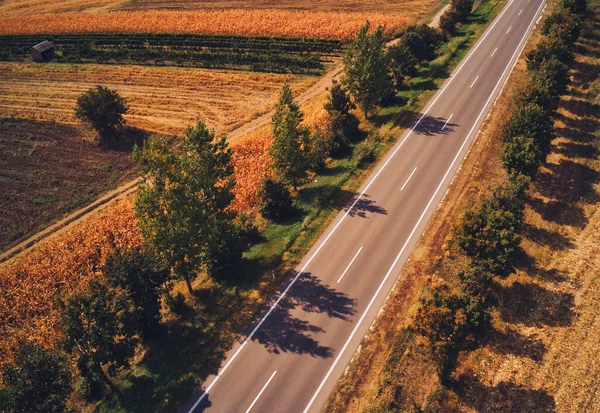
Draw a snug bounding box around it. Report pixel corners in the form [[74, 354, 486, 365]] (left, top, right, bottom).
[[231, 130, 274, 214], [0, 10, 409, 40], [0, 199, 141, 368]]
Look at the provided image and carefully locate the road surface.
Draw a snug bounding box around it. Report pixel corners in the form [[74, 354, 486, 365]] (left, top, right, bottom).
[[182, 0, 546, 411]]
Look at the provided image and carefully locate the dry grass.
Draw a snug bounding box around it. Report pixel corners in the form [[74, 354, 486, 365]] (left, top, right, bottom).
[[121, 0, 438, 14], [0, 62, 316, 135], [0, 9, 411, 40], [0, 0, 127, 16]]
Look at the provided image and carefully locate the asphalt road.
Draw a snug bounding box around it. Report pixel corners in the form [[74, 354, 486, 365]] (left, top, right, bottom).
[[182, 0, 546, 411]]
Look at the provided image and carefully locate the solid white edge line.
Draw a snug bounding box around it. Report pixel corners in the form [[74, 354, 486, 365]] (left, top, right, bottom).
[[301, 1, 546, 411], [337, 247, 364, 284], [470, 75, 480, 88], [400, 167, 418, 191], [244, 371, 277, 413], [185, 0, 518, 411], [491, 47, 498, 57], [441, 114, 454, 131]]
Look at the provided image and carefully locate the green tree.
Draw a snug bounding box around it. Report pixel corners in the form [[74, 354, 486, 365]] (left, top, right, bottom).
[[102, 247, 171, 339], [502, 103, 555, 158], [134, 120, 243, 291], [413, 285, 489, 384], [398, 24, 443, 62], [456, 183, 526, 276], [451, 0, 474, 20], [439, 9, 461, 33], [60, 280, 138, 398], [526, 37, 574, 72], [387, 43, 418, 88], [501, 134, 543, 179], [324, 81, 359, 156], [270, 84, 313, 189], [75, 85, 128, 141], [342, 22, 394, 118], [259, 178, 293, 221], [0, 341, 71, 413]]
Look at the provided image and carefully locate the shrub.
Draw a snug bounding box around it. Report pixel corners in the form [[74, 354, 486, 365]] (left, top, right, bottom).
[[501, 134, 544, 179], [398, 24, 443, 62], [0, 340, 71, 413], [439, 10, 462, 33], [259, 178, 293, 221], [351, 140, 376, 168], [502, 103, 555, 158], [387, 43, 418, 87], [451, 0, 475, 20], [456, 183, 525, 276], [412, 285, 490, 384], [75, 85, 128, 141]]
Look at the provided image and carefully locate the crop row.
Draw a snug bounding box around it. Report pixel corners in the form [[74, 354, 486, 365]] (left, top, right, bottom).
[[0, 33, 342, 74]]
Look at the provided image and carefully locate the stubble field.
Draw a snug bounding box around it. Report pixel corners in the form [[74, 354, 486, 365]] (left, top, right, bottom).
[[0, 62, 317, 135]]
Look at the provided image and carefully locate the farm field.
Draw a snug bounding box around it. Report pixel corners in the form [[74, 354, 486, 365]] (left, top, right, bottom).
[[0, 62, 318, 135], [0, 118, 141, 252], [0, 0, 437, 16], [0, 10, 410, 40]]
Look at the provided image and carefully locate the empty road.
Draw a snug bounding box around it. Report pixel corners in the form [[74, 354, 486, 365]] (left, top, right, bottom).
[[183, 0, 546, 411]]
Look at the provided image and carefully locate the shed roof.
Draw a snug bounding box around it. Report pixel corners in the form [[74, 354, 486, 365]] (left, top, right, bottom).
[[32, 41, 54, 53]]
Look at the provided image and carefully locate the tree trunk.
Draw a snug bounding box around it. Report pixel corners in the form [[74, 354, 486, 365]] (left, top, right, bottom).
[[184, 274, 194, 294]]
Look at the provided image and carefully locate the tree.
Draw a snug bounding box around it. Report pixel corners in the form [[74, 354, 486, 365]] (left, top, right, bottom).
[[102, 247, 171, 339], [324, 81, 359, 156], [563, 0, 587, 15], [387, 43, 418, 88], [439, 9, 462, 33], [342, 22, 394, 118], [75, 85, 128, 141], [451, 0, 474, 20], [526, 37, 574, 72], [0, 341, 70, 413], [413, 285, 489, 384], [502, 103, 555, 158], [60, 280, 138, 398], [398, 24, 443, 62], [542, 10, 581, 44], [456, 183, 525, 276], [501, 134, 544, 179], [259, 178, 293, 221], [134, 120, 243, 292], [270, 84, 313, 189]]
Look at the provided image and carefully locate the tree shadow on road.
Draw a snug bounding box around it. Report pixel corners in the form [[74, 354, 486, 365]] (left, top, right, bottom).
[[252, 273, 356, 357]]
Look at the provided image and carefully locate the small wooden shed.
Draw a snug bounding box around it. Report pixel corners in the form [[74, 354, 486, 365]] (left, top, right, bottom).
[[31, 41, 55, 62]]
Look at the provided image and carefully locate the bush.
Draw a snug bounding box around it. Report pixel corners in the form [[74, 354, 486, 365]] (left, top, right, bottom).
[[398, 24, 444, 62], [75, 85, 128, 141], [456, 182, 526, 276], [412, 285, 490, 383], [0, 340, 71, 413], [452, 0, 475, 20], [259, 178, 293, 221], [351, 140, 376, 168], [502, 103, 555, 158], [439, 10, 462, 33], [501, 134, 543, 179], [387, 43, 418, 87]]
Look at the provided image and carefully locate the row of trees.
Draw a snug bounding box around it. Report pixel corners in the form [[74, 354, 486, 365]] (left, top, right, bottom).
[[412, 0, 587, 385], [343, 22, 444, 117], [440, 0, 475, 34]]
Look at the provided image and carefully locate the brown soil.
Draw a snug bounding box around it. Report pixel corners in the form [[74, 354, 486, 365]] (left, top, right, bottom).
[[0, 118, 140, 251]]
